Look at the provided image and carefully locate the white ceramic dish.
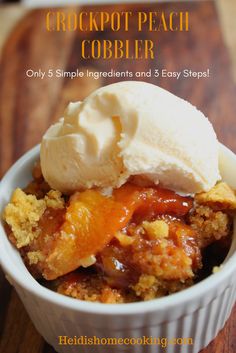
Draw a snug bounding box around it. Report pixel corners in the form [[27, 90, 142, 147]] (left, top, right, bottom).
[[0, 144, 236, 353]]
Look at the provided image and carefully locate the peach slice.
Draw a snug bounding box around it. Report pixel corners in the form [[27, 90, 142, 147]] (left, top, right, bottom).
[[42, 190, 131, 280]]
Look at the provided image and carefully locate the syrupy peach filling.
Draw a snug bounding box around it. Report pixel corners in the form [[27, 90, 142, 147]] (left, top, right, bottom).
[[4, 163, 235, 303]]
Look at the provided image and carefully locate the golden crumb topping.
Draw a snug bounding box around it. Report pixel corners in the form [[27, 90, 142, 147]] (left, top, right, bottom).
[[45, 190, 65, 209], [3, 188, 46, 248], [27, 251, 45, 265], [196, 182, 236, 210], [132, 274, 158, 300], [189, 205, 230, 247], [3, 188, 65, 248], [142, 220, 169, 240], [114, 231, 135, 246], [131, 274, 192, 301], [212, 265, 223, 273], [57, 274, 128, 303]]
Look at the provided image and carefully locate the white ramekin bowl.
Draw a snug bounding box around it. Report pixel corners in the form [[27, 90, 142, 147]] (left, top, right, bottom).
[[0, 144, 236, 353]]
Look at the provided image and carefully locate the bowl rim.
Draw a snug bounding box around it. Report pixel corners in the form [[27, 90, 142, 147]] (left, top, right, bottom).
[[0, 144, 236, 316]]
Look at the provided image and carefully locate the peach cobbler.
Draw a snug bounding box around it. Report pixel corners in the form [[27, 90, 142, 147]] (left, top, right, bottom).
[[3, 82, 236, 303], [3, 162, 235, 303]]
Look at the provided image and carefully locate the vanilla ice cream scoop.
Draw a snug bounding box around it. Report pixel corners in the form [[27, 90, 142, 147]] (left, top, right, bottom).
[[40, 81, 220, 194]]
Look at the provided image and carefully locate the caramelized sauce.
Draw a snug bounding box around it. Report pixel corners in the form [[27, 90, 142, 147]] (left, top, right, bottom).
[[114, 183, 193, 223]]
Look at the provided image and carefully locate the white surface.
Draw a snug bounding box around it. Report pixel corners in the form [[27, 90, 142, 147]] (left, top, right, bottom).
[[0, 144, 236, 353]]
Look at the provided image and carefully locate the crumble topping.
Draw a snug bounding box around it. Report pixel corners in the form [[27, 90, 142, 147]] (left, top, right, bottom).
[[189, 205, 230, 247], [4, 188, 65, 248], [213, 265, 223, 273], [131, 274, 192, 301], [196, 182, 236, 210], [45, 190, 65, 209], [114, 231, 135, 246], [57, 274, 129, 304], [27, 251, 45, 265], [131, 274, 158, 300], [4, 188, 46, 248], [142, 220, 169, 239]]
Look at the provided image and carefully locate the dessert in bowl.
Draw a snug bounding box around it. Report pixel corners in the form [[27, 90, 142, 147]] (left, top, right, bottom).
[[0, 82, 236, 352]]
